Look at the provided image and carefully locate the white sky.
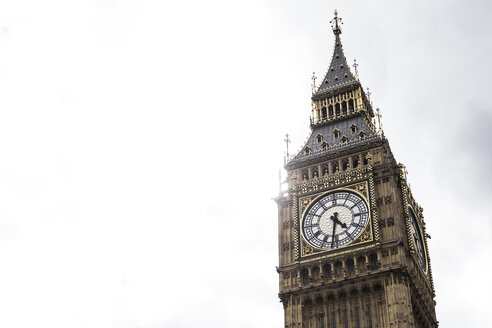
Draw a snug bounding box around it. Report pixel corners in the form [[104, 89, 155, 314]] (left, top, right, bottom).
[[0, 1, 491, 327]]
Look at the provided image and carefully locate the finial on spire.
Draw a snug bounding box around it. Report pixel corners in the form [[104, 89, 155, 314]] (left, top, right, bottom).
[[311, 71, 317, 93], [366, 87, 371, 102], [330, 9, 343, 35], [376, 107, 384, 135], [284, 133, 291, 163], [353, 59, 359, 78]]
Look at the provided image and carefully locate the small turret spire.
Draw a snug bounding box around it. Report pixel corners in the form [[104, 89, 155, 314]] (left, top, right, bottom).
[[353, 59, 359, 79], [375, 107, 384, 135], [284, 133, 291, 164], [311, 71, 317, 93]]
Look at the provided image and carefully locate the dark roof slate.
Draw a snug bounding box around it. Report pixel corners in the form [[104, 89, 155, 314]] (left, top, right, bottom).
[[287, 115, 380, 167], [315, 34, 358, 95]]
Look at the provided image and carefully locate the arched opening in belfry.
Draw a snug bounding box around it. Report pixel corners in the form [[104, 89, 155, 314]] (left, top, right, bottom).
[[342, 101, 347, 115], [349, 99, 354, 112], [335, 103, 341, 116], [321, 107, 327, 119], [328, 105, 334, 118]]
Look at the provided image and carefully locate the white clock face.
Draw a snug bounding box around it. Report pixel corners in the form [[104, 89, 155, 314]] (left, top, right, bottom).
[[408, 207, 427, 273], [302, 190, 370, 250]]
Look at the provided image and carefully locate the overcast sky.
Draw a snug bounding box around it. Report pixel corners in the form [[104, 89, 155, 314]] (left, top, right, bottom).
[[0, 0, 491, 327]]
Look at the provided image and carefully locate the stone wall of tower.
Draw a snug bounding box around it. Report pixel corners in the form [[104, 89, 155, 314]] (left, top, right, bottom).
[[277, 195, 296, 269]]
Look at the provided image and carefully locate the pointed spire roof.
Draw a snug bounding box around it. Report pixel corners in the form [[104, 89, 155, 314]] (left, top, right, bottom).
[[314, 10, 358, 96]]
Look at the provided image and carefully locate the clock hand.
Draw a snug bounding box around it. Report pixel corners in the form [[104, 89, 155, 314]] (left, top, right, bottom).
[[329, 212, 348, 248], [330, 216, 337, 248], [332, 212, 347, 229]]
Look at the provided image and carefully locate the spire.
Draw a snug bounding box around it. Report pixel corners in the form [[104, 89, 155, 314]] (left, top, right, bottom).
[[315, 10, 357, 95]]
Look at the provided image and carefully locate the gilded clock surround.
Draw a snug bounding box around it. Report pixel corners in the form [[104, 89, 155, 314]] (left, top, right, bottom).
[[399, 164, 434, 288], [298, 180, 376, 258]]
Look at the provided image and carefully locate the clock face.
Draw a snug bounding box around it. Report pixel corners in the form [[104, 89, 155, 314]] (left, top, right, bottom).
[[302, 190, 370, 250], [408, 207, 427, 273]]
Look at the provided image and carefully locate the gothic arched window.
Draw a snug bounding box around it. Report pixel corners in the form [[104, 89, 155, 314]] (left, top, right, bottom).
[[302, 169, 309, 181], [352, 156, 359, 168], [322, 263, 331, 278], [342, 158, 349, 171], [301, 268, 309, 284], [369, 253, 379, 269], [342, 101, 347, 115], [328, 105, 334, 118], [311, 266, 320, 281], [332, 161, 339, 173], [322, 163, 329, 175], [346, 259, 355, 273], [348, 99, 355, 111]]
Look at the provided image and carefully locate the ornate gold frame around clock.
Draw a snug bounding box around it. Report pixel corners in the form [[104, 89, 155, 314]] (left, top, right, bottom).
[[291, 165, 380, 260], [399, 164, 434, 291]]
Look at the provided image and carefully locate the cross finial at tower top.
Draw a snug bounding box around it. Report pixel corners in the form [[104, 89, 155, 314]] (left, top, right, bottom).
[[331, 9, 343, 35]]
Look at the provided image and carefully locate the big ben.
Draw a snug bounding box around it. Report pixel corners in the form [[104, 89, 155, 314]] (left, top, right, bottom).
[[275, 10, 438, 328]]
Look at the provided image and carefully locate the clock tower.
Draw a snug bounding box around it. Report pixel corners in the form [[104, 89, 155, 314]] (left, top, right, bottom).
[[275, 11, 438, 328]]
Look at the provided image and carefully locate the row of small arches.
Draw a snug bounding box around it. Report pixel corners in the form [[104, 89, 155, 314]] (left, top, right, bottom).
[[318, 99, 357, 121], [300, 254, 379, 285], [301, 153, 369, 180]]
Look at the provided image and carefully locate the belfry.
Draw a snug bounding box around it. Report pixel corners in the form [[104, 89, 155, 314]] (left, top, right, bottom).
[[275, 10, 438, 327]]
